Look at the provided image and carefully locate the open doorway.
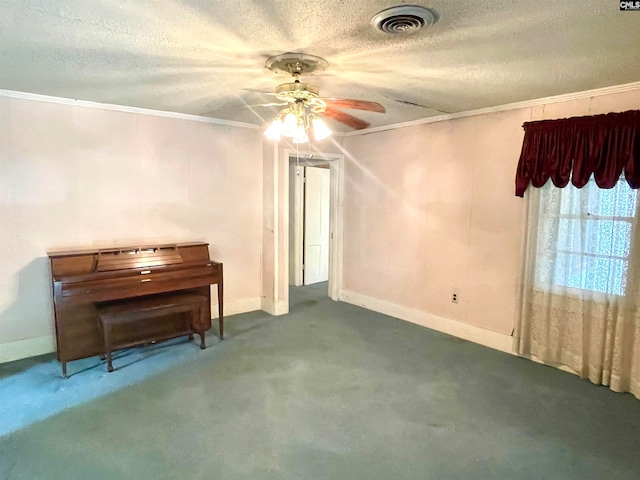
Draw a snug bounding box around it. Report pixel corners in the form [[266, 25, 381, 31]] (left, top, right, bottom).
[[283, 149, 344, 307], [288, 152, 342, 296], [289, 161, 330, 286]]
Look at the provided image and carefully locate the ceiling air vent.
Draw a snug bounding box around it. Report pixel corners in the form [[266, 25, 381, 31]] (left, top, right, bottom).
[[371, 5, 438, 34]]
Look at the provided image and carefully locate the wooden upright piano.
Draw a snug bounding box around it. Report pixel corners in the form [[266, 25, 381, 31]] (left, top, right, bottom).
[[48, 242, 223, 376]]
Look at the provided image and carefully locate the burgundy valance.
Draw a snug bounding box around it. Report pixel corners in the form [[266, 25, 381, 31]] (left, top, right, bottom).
[[515, 110, 640, 197]]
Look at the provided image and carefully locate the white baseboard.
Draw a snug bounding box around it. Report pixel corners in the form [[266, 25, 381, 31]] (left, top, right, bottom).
[[340, 289, 514, 354], [261, 299, 289, 316], [0, 335, 57, 364], [0, 296, 264, 365], [212, 296, 262, 318]]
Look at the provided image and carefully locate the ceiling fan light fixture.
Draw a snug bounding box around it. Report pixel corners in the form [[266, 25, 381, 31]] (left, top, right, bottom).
[[292, 124, 309, 144], [262, 52, 384, 140], [264, 104, 328, 144], [371, 5, 438, 35]]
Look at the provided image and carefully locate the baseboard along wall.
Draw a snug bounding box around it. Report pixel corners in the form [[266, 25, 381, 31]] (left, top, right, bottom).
[[340, 289, 514, 355]]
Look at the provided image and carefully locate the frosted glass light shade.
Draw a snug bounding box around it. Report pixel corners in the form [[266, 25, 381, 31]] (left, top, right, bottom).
[[292, 125, 309, 144], [264, 119, 282, 141], [265, 109, 331, 144], [312, 118, 332, 141], [281, 113, 298, 137]]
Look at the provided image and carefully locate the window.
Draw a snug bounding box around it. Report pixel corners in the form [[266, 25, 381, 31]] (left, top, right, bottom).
[[535, 179, 638, 295]]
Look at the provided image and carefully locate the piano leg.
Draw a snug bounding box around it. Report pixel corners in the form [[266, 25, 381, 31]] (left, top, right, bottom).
[[218, 280, 224, 339], [103, 323, 114, 372], [61, 361, 67, 378], [106, 355, 114, 372]]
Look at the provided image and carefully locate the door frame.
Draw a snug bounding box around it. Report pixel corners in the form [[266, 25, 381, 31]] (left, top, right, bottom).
[[285, 149, 344, 301], [289, 162, 304, 287]]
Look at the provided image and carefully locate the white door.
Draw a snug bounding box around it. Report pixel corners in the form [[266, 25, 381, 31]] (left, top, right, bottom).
[[303, 166, 330, 285]]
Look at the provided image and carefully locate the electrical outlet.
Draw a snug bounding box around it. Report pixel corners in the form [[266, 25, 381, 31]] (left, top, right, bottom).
[[452, 292, 458, 303]]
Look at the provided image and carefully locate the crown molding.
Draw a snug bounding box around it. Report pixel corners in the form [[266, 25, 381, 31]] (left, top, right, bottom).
[[0, 89, 260, 129], [343, 81, 640, 137], [4, 80, 638, 135]]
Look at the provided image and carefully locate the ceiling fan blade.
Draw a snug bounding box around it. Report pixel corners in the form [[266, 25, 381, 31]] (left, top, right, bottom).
[[323, 98, 386, 113], [323, 107, 370, 130]]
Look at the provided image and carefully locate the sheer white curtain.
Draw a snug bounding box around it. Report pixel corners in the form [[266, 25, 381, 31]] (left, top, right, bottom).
[[515, 179, 640, 399]]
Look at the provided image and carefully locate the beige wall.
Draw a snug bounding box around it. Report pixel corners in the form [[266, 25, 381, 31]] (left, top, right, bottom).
[[0, 96, 263, 360], [3, 86, 638, 362], [340, 88, 640, 338]]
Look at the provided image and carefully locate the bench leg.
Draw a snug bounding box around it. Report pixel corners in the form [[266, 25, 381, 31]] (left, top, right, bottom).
[[61, 362, 67, 378], [187, 310, 197, 343], [106, 353, 114, 372], [197, 305, 206, 349]]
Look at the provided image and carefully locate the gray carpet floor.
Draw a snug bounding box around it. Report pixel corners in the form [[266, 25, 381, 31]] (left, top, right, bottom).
[[1, 283, 640, 479]]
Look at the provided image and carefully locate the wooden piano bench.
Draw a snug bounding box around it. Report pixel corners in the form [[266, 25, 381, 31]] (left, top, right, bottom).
[[97, 293, 209, 373]]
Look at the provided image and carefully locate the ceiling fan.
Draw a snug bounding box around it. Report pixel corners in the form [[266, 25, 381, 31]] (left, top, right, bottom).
[[259, 53, 386, 142]]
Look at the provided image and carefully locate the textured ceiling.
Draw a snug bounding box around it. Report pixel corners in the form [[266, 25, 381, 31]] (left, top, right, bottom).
[[1, 0, 639, 131]]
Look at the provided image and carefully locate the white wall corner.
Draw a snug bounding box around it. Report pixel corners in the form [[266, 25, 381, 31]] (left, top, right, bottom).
[[261, 298, 289, 316], [340, 290, 514, 355], [0, 335, 56, 364]]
